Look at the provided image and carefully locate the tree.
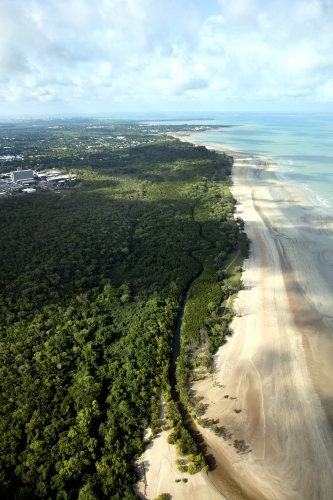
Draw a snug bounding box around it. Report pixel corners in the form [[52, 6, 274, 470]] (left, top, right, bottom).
[[188, 463, 197, 475]]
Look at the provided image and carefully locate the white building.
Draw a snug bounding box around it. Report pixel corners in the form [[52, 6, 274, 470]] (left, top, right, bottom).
[[11, 170, 35, 183]]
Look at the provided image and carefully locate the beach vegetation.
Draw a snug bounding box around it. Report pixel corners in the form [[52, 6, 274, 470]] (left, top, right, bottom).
[[187, 463, 197, 475], [177, 465, 188, 473], [233, 439, 249, 453]]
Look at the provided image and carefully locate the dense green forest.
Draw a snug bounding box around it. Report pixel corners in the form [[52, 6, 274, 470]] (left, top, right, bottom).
[[0, 120, 248, 499]]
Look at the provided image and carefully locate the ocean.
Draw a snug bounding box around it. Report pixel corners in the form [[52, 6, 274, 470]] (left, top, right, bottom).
[[149, 113, 333, 212]]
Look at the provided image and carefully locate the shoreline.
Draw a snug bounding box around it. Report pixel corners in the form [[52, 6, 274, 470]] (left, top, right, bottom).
[[170, 129, 333, 215], [177, 131, 333, 498], [136, 131, 333, 499]]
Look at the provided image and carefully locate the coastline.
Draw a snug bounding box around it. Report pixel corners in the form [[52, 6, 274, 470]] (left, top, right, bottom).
[[136, 131, 333, 499], [175, 131, 333, 499]]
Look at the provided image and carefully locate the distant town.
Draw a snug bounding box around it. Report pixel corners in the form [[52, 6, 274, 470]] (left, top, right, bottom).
[[0, 120, 221, 198]]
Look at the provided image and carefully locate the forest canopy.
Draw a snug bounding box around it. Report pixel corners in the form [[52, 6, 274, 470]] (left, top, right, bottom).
[[0, 119, 243, 499]]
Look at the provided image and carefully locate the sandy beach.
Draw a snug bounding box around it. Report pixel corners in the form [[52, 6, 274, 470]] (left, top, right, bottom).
[[136, 133, 333, 499]]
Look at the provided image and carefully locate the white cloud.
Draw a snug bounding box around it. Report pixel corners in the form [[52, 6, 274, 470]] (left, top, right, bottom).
[[0, 0, 333, 112], [315, 79, 333, 100]]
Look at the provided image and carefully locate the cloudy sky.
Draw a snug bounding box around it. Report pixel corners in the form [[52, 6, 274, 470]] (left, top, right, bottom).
[[1, 0, 333, 115]]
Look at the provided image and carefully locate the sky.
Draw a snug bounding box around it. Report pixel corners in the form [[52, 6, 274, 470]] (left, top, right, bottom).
[[1, 0, 333, 115]]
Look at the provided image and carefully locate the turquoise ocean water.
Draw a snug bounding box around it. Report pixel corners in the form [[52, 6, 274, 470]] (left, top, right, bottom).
[[193, 114, 333, 211], [149, 113, 333, 211]]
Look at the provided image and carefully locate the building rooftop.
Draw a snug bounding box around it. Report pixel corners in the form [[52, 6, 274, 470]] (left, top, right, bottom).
[[11, 170, 35, 182]]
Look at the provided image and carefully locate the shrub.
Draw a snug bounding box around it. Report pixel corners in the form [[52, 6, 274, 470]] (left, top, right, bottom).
[[177, 465, 188, 473], [211, 425, 221, 435], [234, 439, 242, 451], [166, 400, 181, 426], [188, 463, 197, 475], [176, 428, 197, 455], [167, 433, 177, 445]]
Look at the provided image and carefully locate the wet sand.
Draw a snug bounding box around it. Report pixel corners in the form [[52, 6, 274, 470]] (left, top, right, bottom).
[[137, 133, 333, 499]]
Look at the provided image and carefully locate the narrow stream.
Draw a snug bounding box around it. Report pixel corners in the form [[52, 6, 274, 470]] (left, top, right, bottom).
[[168, 201, 252, 499], [170, 286, 208, 449], [169, 226, 212, 454], [169, 247, 250, 500], [170, 294, 187, 402], [170, 281, 229, 500]]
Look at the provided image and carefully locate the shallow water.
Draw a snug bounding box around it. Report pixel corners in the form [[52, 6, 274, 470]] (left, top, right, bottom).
[[189, 114, 333, 212]]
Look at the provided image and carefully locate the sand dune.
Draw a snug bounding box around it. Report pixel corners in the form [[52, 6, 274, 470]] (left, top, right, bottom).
[[136, 135, 333, 499]]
